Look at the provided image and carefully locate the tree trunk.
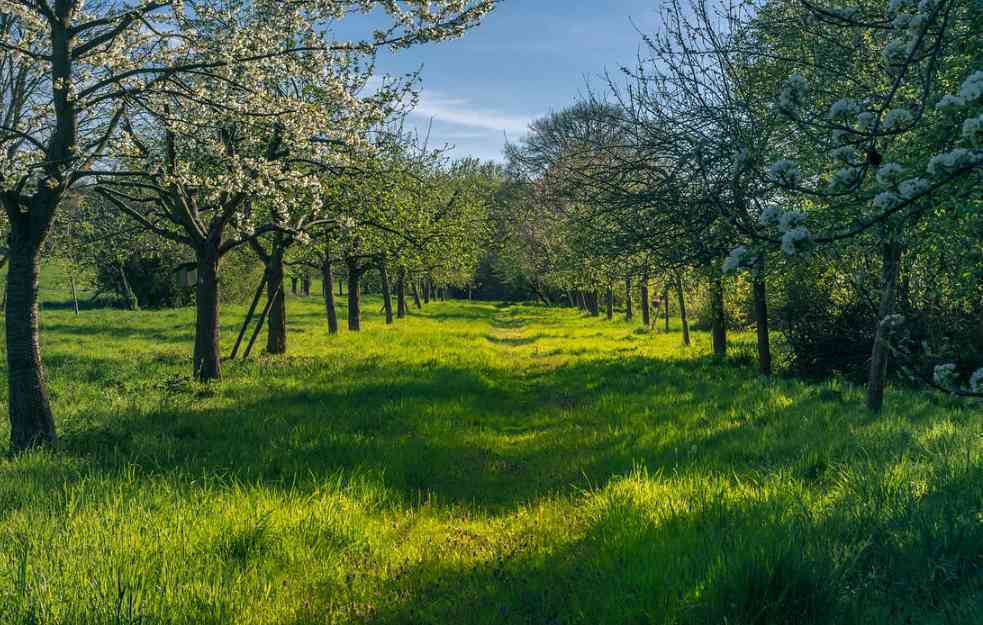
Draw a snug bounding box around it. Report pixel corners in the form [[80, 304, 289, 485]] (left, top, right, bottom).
[[675, 275, 690, 347], [69, 272, 80, 316], [193, 245, 222, 382], [397, 267, 407, 319], [321, 253, 339, 335], [467, 284, 472, 301], [641, 281, 651, 327], [606, 286, 614, 320], [291, 276, 298, 295], [118, 260, 139, 310], [590, 290, 600, 316], [867, 240, 903, 412], [423, 279, 431, 304], [710, 273, 727, 357], [265, 248, 287, 354], [302, 274, 310, 297], [753, 273, 772, 376], [625, 277, 633, 321], [5, 235, 56, 451], [411, 278, 422, 309], [347, 259, 361, 331], [663, 285, 670, 332], [338, 279, 344, 297], [380, 261, 393, 325]]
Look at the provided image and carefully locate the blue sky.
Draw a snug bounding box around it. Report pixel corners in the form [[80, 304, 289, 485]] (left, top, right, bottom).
[[345, 1, 663, 162]]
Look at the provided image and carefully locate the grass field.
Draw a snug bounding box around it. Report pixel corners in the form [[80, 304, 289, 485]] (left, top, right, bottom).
[[0, 294, 981, 624]]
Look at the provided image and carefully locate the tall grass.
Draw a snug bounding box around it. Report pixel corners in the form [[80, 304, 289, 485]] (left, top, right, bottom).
[[0, 295, 980, 624]]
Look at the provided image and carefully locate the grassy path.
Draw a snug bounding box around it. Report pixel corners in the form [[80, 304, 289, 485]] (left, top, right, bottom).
[[0, 299, 981, 624]]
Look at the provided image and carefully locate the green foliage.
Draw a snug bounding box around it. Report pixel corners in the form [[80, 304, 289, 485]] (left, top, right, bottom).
[[0, 299, 980, 623]]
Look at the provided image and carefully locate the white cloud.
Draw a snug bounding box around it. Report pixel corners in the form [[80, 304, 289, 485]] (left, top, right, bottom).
[[411, 90, 534, 134]]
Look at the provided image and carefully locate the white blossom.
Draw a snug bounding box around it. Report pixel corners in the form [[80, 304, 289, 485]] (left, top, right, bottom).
[[778, 210, 806, 231], [962, 116, 983, 146], [778, 74, 809, 112], [873, 191, 899, 210], [856, 111, 877, 131], [927, 148, 978, 176], [970, 369, 983, 393], [898, 177, 929, 199], [958, 71, 983, 102], [767, 159, 801, 187], [781, 226, 812, 255], [934, 363, 958, 388], [758, 206, 782, 226], [936, 94, 966, 111], [723, 246, 750, 273], [829, 99, 860, 120], [876, 163, 905, 186], [882, 108, 913, 130]]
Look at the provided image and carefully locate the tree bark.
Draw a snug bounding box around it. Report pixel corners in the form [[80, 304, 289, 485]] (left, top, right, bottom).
[[5, 234, 56, 451], [347, 258, 361, 331], [710, 273, 727, 357], [397, 267, 407, 319], [867, 240, 903, 412], [753, 273, 772, 376], [302, 274, 311, 297], [641, 281, 651, 327], [265, 247, 287, 354], [380, 260, 393, 325], [118, 260, 139, 310], [663, 285, 670, 332], [193, 245, 222, 382], [675, 275, 690, 347], [606, 286, 614, 320], [625, 277, 633, 321], [411, 278, 422, 309], [423, 278, 431, 304], [321, 252, 339, 335], [291, 276, 298, 295]]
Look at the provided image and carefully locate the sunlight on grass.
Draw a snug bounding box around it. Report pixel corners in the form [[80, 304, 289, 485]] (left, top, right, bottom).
[[1, 297, 981, 624]]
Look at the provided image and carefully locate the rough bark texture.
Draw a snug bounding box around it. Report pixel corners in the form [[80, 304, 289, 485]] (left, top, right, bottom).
[[5, 234, 56, 451], [347, 258, 361, 331], [193, 245, 222, 381], [606, 286, 614, 320], [397, 267, 407, 319], [753, 275, 772, 376], [641, 282, 651, 327], [625, 277, 633, 321], [380, 261, 393, 325], [710, 274, 727, 357], [265, 248, 287, 354], [675, 276, 690, 347], [321, 253, 339, 335], [867, 240, 903, 412]]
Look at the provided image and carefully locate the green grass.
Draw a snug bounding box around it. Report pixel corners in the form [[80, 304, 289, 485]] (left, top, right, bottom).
[[1, 294, 981, 624]]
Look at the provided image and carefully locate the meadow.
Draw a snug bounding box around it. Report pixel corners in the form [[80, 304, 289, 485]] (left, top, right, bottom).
[[0, 289, 981, 624]]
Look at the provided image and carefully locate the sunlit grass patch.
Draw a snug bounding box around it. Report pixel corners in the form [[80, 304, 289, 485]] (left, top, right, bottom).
[[0, 296, 981, 623]]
